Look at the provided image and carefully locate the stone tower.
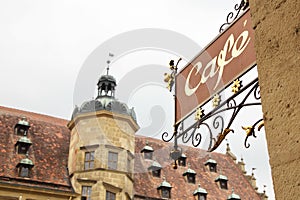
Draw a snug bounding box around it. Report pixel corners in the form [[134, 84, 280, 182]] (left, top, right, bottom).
[[67, 71, 139, 200]]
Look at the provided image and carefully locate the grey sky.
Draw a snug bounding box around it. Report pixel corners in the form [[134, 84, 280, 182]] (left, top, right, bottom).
[[0, 0, 275, 199]]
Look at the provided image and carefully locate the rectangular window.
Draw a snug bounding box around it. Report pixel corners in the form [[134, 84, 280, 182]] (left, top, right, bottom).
[[19, 167, 29, 177], [81, 186, 92, 200], [152, 169, 161, 178], [144, 152, 153, 160], [84, 151, 95, 170], [162, 189, 170, 198], [106, 191, 116, 200], [108, 152, 118, 170]]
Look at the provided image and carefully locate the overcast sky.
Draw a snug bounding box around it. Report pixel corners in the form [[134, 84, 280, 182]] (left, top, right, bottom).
[[0, 0, 275, 199]]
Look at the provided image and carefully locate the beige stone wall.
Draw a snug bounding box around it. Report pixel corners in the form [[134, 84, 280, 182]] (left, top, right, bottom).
[[250, 0, 300, 199], [68, 110, 138, 199]]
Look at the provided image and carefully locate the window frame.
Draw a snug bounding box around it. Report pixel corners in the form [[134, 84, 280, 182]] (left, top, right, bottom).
[[19, 166, 29, 177], [187, 174, 196, 184], [209, 164, 217, 172], [152, 169, 161, 178], [81, 186, 92, 200], [220, 180, 228, 190], [108, 151, 118, 170], [161, 188, 171, 198], [198, 194, 207, 200], [84, 151, 95, 170], [144, 151, 153, 160], [106, 191, 116, 200]]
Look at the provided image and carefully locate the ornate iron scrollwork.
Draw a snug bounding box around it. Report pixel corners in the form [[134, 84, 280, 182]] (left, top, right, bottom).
[[162, 77, 263, 152], [219, 0, 249, 33]]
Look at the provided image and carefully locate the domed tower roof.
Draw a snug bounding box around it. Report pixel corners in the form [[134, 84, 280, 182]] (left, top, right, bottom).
[[72, 66, 137, 122]]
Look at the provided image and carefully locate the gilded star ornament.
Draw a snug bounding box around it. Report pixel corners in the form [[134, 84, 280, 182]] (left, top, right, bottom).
[[231, 79, 242, 94], [212, 94, 221, 107], [195, 107, 204, 120]]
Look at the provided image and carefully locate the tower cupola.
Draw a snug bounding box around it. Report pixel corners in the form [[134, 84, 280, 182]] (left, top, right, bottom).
[[96, 74, 117, 99]]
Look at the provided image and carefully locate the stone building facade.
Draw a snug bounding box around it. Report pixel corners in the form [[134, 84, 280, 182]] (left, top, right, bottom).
[[249, 0, 300, 199]]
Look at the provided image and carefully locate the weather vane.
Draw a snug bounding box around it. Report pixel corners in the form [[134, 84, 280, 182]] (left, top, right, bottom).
[[106, 53, 114, 75]]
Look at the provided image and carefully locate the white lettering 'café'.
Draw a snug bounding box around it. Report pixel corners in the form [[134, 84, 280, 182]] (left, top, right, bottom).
[[185, 20, 251, 97]]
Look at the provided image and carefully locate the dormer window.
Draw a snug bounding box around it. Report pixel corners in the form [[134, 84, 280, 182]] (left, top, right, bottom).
[[15, 136, 32, 154], [14, 117, 30, 136], [215, 174, 228, 190], [183, 163, 196, 184], [193, 184, 207, 200], [227, 188, 241, 200], [178, 153, 187, 167], [141, 141, 154, 160], [204, 157, 217, 172], [148, 160, 162, 178], [157, 177, 172, 199], [16, 156, 34, 178]]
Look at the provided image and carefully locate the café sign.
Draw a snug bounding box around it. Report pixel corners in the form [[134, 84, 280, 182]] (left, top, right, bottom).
[[176, 9, 256, 123]]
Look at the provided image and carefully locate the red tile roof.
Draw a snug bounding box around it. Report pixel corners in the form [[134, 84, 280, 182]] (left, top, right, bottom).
[[134, 136, 262, 200], [0, 106, 72, 192]]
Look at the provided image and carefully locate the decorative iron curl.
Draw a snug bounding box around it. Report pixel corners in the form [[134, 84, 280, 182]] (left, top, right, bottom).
[[226, 98, 237, 110], [213, 115, 224, 132], [244, 119, 264, 148], [192, 131, 202, 147], [254, 83, 261, 100], [181, 126, 202, 148], [219, 0, 249, 33], [162, 131, 175, 142]]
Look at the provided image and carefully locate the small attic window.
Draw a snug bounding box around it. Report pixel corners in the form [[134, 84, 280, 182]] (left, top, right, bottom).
[[157, 177, 172, 199], [188, 174, 196, 184], [153, 169, 161, 178], [16, 156, 34, 178], [178, 153, 187, 167], [19, 166, 29, 177], [144, 151, 153, 160], [193, 184, 208, 200], [209, 164, 217, 172], [15, 136, 32, 154], [204, 157, 217, 172], [183, 164, 196, 184], [215, 174, 228, 190], [148, 160, 162, 178], [220, 180, 228, 189], [14, 117, 30, 136], [162, 188, 171, 198], [141, 141, 154, 160]]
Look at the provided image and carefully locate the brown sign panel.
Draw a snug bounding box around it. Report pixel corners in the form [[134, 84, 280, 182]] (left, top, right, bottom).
[[176, 10, 256, 123]]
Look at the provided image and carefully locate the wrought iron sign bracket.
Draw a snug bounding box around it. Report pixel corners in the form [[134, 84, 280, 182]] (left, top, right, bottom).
[[162, 76, 264, 153], [219, 0, 249, 33]]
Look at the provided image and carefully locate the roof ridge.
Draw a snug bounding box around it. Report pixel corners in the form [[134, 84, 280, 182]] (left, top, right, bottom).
[[0, 105, 68, 126]]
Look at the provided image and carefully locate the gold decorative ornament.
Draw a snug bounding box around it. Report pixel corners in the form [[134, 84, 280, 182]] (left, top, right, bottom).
[[195, 108, 204, 120], [208, 128, 234, 152], [163, 58, 182, 92], [231, 79, 242, 94], [164, 73, 174, 91], [242, 126, 254, 136], [212, 94, 221, 107]]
